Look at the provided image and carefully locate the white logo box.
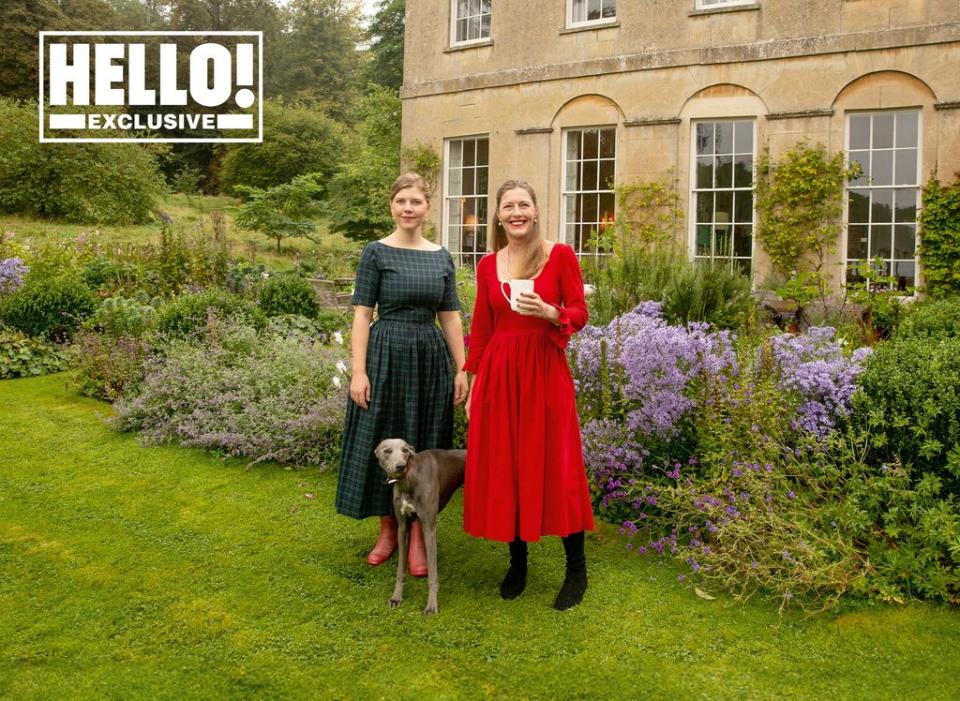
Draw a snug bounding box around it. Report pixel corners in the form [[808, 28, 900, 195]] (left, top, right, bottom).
[[39, 30, 263, 143]]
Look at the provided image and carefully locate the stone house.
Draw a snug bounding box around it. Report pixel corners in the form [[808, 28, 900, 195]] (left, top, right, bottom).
[[400, 0, 960, 289]]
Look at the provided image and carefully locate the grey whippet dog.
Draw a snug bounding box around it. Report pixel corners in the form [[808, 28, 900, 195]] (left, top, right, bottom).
[[374, 438, 466, 615]]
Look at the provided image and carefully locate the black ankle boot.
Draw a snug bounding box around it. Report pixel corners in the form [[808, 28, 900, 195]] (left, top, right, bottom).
[[500, 537, 528, 600], [554, 531, 587, 611]]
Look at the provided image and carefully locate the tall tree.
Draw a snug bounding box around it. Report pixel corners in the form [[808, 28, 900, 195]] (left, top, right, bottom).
[[362, 0, 404, 92], [271, 0, 362, 120]]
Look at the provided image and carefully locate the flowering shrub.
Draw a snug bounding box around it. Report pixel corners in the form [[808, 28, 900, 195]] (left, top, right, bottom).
[[73, 331, 149, 401], [771, 327, 871, 438], [114, 320, 347, 467], [0, 257, 29, 295]]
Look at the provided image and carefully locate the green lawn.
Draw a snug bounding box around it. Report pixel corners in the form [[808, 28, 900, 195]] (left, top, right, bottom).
[[0, 194, 348, 273], [1, 375, 959, 700]]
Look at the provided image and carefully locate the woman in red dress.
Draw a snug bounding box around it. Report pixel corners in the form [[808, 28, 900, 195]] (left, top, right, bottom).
[[463, 179, 595, 610]]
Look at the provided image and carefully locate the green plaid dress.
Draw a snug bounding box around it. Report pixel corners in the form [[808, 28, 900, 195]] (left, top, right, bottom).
[[335, 241, 461, 519]]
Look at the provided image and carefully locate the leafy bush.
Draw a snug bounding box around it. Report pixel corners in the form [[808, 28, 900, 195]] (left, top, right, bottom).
[[72, 331, 149, 401], [853, 336, 960, 493], [155, 289, 267, 338], [113, 321, 346, 466], [0, 99, 165, 224], [0, 274, 96, 340], [235, 175, 323, 253], [86, 296, 157, 338], [219, 100, 344, 195], [258, 275, 320, 318], [919, 176, 960, 298], [0, 327, 75, 378], [897, 296, 960, 340], [265, 311, 348, 343], [583, 244, 752, 329]]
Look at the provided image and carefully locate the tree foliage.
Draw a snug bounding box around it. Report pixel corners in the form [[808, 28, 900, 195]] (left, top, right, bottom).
[[235, 174, 324, 252], [362, 0, 404, 92], [219, 99, 344, 195], [0, 99, 165, 224], [324, 86, 401, 241]]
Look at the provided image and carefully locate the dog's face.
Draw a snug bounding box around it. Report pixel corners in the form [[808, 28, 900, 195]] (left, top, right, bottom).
[[374, 439, 415, 479]]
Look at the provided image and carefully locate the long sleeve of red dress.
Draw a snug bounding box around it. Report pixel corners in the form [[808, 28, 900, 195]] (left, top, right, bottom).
[[462, 254, 494, 374], [547, 244, 589, 349]]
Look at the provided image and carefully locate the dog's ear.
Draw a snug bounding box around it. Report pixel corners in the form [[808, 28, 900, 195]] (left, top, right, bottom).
[[402, 441, 415, 455]]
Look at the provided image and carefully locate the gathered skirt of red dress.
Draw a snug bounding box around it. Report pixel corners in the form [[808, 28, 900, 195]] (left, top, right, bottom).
[[463, 244, 595, 543]]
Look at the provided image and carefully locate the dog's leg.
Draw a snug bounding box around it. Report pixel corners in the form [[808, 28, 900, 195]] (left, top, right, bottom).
[[423, 516, 440, 615], [389, 515, 407, 608]]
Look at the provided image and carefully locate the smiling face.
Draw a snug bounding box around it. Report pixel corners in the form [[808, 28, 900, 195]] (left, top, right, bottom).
[[497, 187, 538, 241], [391, 186, 430, 233]]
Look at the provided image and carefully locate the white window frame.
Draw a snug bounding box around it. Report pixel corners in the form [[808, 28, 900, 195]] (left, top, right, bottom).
[[688, 118, 756, 277], [560, 125, 617, 259], [449, 0, 491, 47], [843, 109, 922, 292], [443, 135, 490, 269], [567, 0, 617, 28], [695, 0, 756, 10]]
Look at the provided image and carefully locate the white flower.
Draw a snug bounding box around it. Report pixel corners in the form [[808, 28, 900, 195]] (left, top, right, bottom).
[[333, 331, 344, 345], [261, 271, 270, 279], [336, 360, 347, 374], [332, 375, 341, 389]]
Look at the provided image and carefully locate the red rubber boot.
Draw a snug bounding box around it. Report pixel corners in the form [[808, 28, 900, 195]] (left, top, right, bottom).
[[366, 515, 398, 566], [408, 520, 428, 577]]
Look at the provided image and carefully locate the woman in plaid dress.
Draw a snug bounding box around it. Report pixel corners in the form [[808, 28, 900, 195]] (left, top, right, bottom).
[[336, 173, 468, 575]]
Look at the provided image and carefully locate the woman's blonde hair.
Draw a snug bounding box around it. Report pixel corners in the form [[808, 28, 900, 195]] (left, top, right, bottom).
[[492, 179, 547, 279], [390, 172, 432, 202]]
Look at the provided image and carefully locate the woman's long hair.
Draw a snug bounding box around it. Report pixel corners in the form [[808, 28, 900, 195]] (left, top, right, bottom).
[[492, 179, 548, 279]]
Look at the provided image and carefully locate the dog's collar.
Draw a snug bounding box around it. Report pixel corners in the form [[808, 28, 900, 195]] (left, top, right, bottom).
[[384, 461, 412, 486]]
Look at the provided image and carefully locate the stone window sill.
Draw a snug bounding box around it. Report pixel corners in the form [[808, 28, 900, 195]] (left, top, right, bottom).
[[559, 21, 620, 35], [444, 39, 494, 53], [689, 3, 760, 17]]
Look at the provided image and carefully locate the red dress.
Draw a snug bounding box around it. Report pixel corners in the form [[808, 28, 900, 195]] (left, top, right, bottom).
[[463, 243, 596, 543]]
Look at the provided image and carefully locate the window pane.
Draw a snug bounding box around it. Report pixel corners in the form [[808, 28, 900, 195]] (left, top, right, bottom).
[[571, 0, 586, 23], [849, 151, 869, 186], [599, 192, 615, 222], [696, 157, 713, 189], [457, 0, 469, 19], [447, 199, 462, 225], [477, 167, 489, 197], [480, 13, 491, 38], [588, 0, 601, 20], [849, 115, 870, 150], [696, 225, 712, 256], [873, 114, 894, 149], [695, 123, 713, 155], [894, 225, 915, 257], [895, 149, 917, 185], [582, 193, 599, 222], [896, 111, 918, 148], [602, 0, 616, 19], [462, 168, 475, 196], [847, 225, 868, 259], [565, 196, 577, 224], [599, 160, 615, 190], [476, 138, 489, 166], [848, 190, 869, 223], [893, 260, 915, 289], [583, 161, 598, 191], [462, 140, 475, 167], [696, 192, 713, 223], [734, 121, 753, 154], [733, 225, 752, 257], [714, 191, 732, 224], [448, 168, 462, 196], [456, 18, 468, 42], [733, 191, 752, 223], [894, 189, 916, 222], [733, 155, 752, 188], [871, 150, 893, 186], [715, 155, 733, 188], [566, 161, 580, 191], [599, 129, 615, 158], [715, 122, 734, 155], [566, 131, 581, 160], [582, 129, 599, 159], [870, 225, 892, 258], [715, 225, 732, 257], [449, 140, 462, 167], [871, 189, 893, 222]]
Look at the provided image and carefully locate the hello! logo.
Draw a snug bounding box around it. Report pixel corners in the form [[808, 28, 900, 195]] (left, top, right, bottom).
[[39, 31, 263, 143]]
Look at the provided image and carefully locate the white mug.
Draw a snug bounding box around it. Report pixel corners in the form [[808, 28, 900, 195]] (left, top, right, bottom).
[[500, 278, 534, 312]]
